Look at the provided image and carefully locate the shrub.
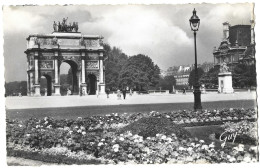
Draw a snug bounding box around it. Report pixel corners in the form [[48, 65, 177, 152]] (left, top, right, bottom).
[[118, 117, 191, 139]]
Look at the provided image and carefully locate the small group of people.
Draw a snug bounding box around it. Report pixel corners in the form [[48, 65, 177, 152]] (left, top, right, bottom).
[[104, 88, 133, 100]]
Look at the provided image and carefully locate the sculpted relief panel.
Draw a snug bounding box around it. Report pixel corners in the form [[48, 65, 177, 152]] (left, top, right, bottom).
[[86, 61, 99, 69], [85, 39, 99, 48], [39, 60, 54, 69]]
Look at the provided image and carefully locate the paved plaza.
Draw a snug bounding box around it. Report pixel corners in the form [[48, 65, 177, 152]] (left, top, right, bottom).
[[5, 91, 257, 110]]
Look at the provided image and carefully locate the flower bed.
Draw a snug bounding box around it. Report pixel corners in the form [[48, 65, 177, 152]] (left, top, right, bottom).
[[6, 108, 258, 164]]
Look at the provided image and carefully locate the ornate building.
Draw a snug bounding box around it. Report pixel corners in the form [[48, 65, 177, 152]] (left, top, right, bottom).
[[25, 18, 105, 96], [213, 19, 255, 70]]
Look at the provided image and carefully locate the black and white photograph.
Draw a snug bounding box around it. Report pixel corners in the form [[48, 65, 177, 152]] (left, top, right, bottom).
[[1, 0, 259, 166]]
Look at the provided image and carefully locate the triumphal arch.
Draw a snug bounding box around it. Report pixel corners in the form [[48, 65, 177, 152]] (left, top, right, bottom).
[[25, 18, 105, 96]]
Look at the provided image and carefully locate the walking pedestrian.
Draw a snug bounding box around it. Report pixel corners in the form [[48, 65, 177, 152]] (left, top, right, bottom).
[[96, 90, 99, 98], [183, 88, 186, 94], [122, 88, 127, 99], [106, 88, 110, 98], [117, 89, 121, 100], [129, 88, 132, 96]]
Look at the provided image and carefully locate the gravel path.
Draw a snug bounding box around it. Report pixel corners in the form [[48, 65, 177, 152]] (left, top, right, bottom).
[[6, 100, 256, 121]]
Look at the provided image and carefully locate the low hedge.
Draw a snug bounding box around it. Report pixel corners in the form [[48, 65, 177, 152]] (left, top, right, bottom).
[[118, 117, 191, 139]]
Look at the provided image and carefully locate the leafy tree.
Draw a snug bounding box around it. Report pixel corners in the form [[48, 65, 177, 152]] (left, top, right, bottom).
[[5, 81, 27, 96], [200, 66, 219, 88], [119, 54, 160, 91], [104, 44, 128, 90], [232, 64, 256, 88], [188, 68, 204, 87], [158, 75, 176, 92]]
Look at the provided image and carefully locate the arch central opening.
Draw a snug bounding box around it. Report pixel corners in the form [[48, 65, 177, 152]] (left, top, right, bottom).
[[87, 74, 97, 95], [60, 60, 79, 95], [40, 75, 52, 96]]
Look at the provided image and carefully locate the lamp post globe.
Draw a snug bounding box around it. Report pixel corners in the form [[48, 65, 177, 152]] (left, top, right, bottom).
[[189, 8, 202, 111]]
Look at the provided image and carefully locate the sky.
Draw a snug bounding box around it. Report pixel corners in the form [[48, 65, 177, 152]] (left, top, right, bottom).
[[3, 3, 253, 82]]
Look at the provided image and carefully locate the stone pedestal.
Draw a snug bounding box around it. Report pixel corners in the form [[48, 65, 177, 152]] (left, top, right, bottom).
[[218, 72, 234, 93], [54, 84, 61, 96], [99, 83, 105, 94], [34, 84, 41, 96]]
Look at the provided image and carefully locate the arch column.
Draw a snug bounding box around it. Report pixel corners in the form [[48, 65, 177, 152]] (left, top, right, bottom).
[[80, 51, 87, 95], [34, 51, 41, 96], [99, 52, 105, 94], [53, 50, 61, 96]]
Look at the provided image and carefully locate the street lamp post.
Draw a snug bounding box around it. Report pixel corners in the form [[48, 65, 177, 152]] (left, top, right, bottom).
[[189, 8, 202, 111]]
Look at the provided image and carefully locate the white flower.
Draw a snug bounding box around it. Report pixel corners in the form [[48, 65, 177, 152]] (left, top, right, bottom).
[[115, 113, 118, 116], [77, 129, 82, 133], [101, 139, 105, 142], [80, 126, 85, 130], [77, 117, 82, 120], [82, 131, 86, 135], [166, 115, 170, 118], [26, 134, 30, 137], [74, 126, 79, 129], [47, 125, 52, 129], [166, 137, 172, 142], [199, 140, 205, 143], [44, 121, 48, 125], [187, 147, 193, 152], [201, 145, 209, 150], [36, 125, 40, 128], [161, 135, 167, 140], [249, 146, 257, 153], [229, 157, 236, 162], [44, 117, 48, 121], [190, 143, 195, 147], [179, 147, 185, 151], [147, 137, 151, 140], [98, 142, 103, 146], [238, 144, 244, 152], [69, 130, 73, 134], [119, 137, 124, 141], [133, 134, 139, 139], [112, 144, 119, 149], [243, 157, 251, 163], [209, 143, 215, 148]]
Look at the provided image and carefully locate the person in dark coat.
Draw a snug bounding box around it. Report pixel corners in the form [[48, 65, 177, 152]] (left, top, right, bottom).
[[122, 88, 127, 99], [105, 88, 110, 98]]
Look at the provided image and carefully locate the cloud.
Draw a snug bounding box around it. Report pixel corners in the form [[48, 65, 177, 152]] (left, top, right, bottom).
[[3, 6, 46, 34], [81, 6, 192, 69], [3, 4, 253, 81]]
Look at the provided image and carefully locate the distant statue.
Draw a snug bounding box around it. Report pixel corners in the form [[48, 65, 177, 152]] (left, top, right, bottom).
[[75, 22, 79, 32], [79, 36, 85, 46], [53, 21, 57, 32], [54, 18, 79, 33], [52, 36, 58, 45], [61, 17, 68, 32], [34, 37, 39, 46], [220, 62, 229, 73], [58, 21, 61, 32]]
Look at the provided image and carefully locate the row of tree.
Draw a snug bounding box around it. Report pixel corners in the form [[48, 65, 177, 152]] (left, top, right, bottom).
[[198, 64, 256, 89], [104, 44, 175, 91]]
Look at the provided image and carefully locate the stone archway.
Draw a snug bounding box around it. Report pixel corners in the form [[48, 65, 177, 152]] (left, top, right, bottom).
[[40, 75, 52, 96], [25, 30, 105, 96], [87, 74, 97, 95], [60, 60, 79, 95]]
